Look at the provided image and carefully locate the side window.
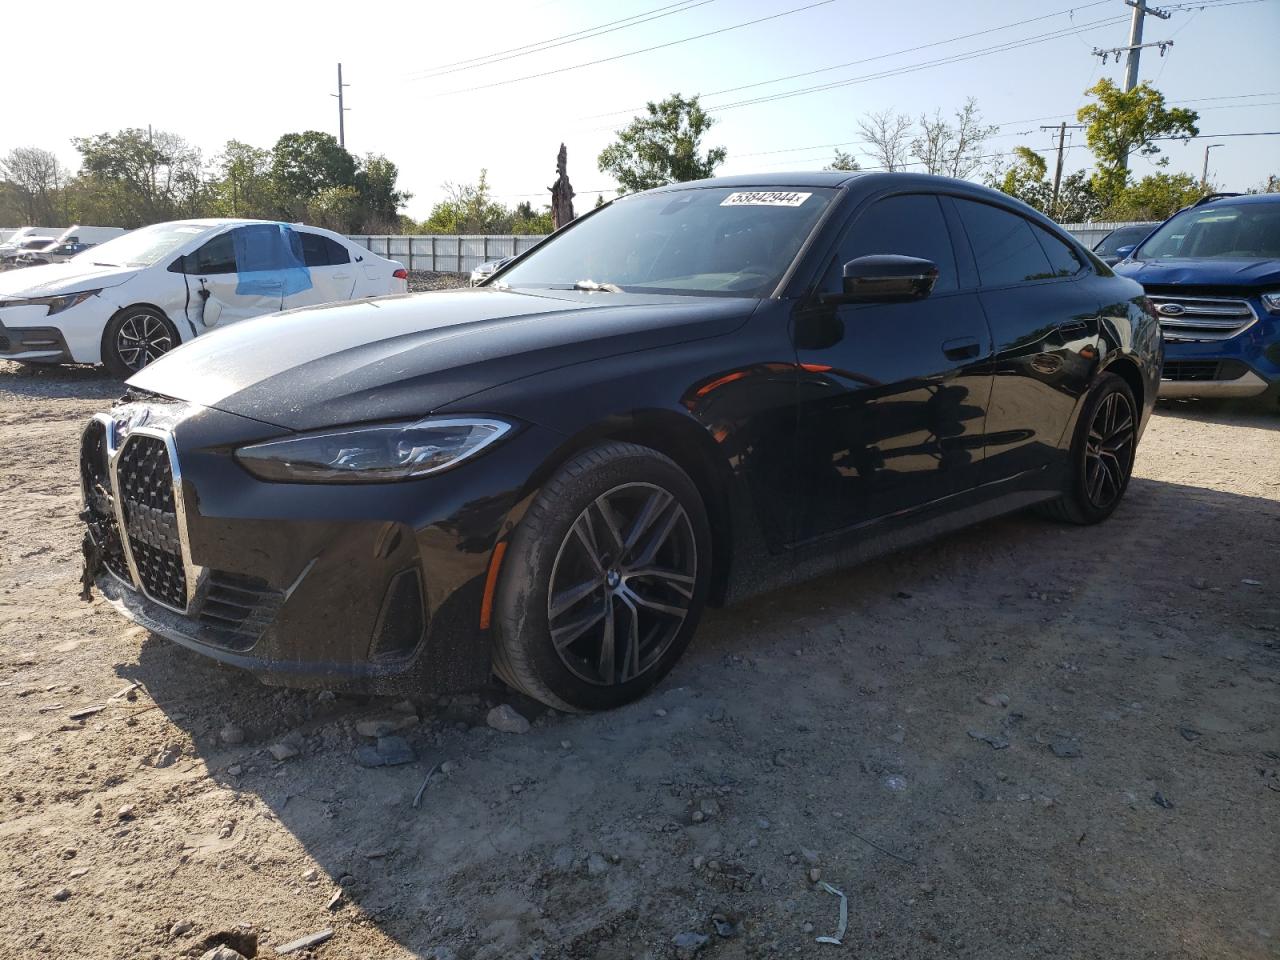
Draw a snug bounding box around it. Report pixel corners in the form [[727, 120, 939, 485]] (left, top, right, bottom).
[[299, 231, 351, 267], [1033, 223, 1086, 277], [187, 232, 236, 274], [835, 194, 958, 293], [953, 199, 1055, 286]]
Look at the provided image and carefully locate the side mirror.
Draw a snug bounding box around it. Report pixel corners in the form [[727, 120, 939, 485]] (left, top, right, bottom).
[[1113, 244, 1136, 260], [822, 254, 938, 305]]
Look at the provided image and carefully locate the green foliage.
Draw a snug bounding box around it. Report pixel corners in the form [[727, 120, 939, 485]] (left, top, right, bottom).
[[986, 147, 1102, 222], [1078, 79, 1199, 204], [72, 128, 208, 227], [269, 131, 357, 218], [1, 147, 65, 225], [354, 154, 412, 231], [825, 150, 861, 172], [598, 93, 726, 194], [422, 170, 511, 234], [1106, 172, 1203, 220], [211, 140, 274, 219], [511, 200, 554, 235]]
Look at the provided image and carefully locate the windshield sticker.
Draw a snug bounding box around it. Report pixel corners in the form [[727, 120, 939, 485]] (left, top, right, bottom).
[[721, 191, 812, 207]]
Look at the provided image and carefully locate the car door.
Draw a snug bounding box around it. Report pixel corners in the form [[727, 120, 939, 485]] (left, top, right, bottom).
[[182, 226, 289, 329], [792, 192, 994, 542], [948, 198, 1101, 483], [285, 229, 358, 309]]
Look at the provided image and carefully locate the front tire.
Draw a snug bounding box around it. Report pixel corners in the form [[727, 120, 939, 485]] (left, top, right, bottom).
[[102, 306, 180, 378], [492, 442, 712, 712], [1037, 372, 1138, 525]]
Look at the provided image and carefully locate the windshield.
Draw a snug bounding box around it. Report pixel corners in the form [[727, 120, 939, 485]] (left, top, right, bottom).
[[1136, 203, 1280, 260], [71, 222, 209, 268], [496, 186, 837, 297], [1095, 225, 1151, 257]]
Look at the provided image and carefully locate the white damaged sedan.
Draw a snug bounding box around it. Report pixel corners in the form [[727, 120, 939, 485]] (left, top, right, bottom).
[[0, 219, 407, 376]]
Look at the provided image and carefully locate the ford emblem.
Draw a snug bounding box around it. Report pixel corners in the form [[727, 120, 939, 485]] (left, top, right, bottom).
[[1155, 303, 1186, 317]]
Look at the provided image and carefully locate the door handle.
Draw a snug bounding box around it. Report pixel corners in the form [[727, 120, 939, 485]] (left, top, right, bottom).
[[1056, 318, 1091, 337], [942, 337, 981, 361]]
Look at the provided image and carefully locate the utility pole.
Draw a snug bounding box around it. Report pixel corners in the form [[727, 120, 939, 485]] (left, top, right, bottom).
[[1090, 1, 1173, 174], [331, 63, 351, 148], [1201, 143, 1223, 191], [1041, 122, 1087, 219], [1122, 0, 1171, 92]]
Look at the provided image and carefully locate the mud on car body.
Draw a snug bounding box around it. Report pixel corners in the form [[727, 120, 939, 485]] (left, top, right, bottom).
[[79, 172, 1161, 711]]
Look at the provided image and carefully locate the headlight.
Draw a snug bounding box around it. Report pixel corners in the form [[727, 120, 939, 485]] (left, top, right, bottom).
[[235, 417, 514, 483], [4, 289, 101, 316], [1261, 291, 1280, 315]]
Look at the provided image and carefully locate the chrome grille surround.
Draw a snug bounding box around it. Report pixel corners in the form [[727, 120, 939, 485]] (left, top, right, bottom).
[[1146, 294, 1258, 342], [82, 406, 204, 615]]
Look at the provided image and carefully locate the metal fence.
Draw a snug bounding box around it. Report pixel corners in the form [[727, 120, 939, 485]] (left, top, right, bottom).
[[347, 234, 548, 275], [349, 222, 1152, 275], [1060, 220, 1154, 249]]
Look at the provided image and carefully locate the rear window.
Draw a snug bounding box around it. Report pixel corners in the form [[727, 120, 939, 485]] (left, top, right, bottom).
[[299, 231, 351, 267], [953, 199, 1056, 287]]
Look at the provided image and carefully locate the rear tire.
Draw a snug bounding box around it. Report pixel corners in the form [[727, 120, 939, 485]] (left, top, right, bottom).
[[492, 442, 711, 712], [1036, 372, 1138, 525], [102, 306, 180, 378]]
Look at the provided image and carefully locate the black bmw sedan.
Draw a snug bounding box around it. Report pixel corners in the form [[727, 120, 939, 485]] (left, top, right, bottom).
[[79, 172, 1161, 711]]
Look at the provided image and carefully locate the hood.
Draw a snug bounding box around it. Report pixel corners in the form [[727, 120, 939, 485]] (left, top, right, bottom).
[[1114, 257, 1280, 290], [0, 261, 141, 298], [128, 287, 754, 431]]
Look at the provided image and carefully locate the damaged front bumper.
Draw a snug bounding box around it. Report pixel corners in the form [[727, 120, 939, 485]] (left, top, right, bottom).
[[78, 398, 545, 695]]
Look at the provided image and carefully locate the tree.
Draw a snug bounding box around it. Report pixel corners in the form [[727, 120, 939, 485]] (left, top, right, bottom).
[[72, 128, 207, 226], [1107, 172, 1202, 220], [354, 154, 411, 231], [988, 146, 1053, 212], [549, 143, 575, 229], [911, 98, 997, 179], [1078, 79, 1198, 204], [422, 170, 510, 234], [1056, 170, 1104, 223], [825, 150, 861, 172], [307, 185, 363, 232], [211, 140, 274, 218], [1, 147, 64, 225], [856, 109, 913, 172], [598, 93, 726, 194], [512, 200, 554, 234], [270, 131, 357, 218]]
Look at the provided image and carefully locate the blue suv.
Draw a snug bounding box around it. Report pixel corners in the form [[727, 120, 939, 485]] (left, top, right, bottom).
[[1114, 193, 1280, 406]]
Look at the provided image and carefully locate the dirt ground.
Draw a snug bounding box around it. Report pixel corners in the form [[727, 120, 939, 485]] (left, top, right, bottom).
[[0, 344, 1277, 960]]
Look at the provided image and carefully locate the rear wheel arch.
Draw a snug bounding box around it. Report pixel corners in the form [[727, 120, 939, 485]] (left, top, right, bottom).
[[1102, 355, 1145, 412]]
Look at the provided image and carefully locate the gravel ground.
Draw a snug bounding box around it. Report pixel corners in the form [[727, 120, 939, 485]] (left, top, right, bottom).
[[0, 348, 1277, 960]]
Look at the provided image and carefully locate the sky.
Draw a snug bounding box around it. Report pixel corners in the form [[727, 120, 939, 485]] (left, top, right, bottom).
[[3, 0, 1278, 221]]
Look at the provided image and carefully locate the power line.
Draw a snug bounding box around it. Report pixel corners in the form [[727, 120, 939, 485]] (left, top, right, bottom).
[[583, 0, 1113, 121], [732, 92, 1280, 159], [708, 15, 1130, 112], [429, 0, 837, 96], [405, 1, 716, 80]]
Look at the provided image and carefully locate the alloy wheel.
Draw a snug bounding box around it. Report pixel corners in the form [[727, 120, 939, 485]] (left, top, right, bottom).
[[1083, 390, 1135, 509], [547, 482, 697, 687], [115, 313, 174, 371]]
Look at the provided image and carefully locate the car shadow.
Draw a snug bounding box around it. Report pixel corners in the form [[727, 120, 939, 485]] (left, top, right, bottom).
[[1155, 395, 1279, 430], [0, 360, 124, 401], [111, 477, 1279, 959]]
